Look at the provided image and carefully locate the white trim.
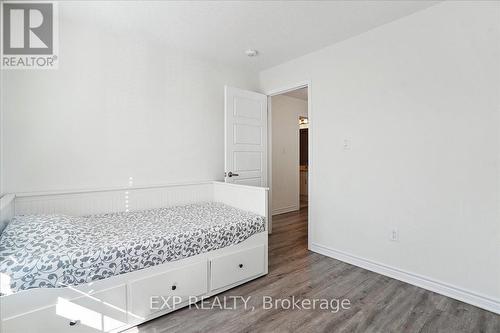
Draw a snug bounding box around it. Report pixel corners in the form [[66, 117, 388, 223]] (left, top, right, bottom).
[[310, 242, 500, 314], [265, 81, 310, 97], [267, 96, 273, 234], [295, 109, 300, 216], [306, 83, 312, 250], [272, 204, 299, 216], [264, 80, 312, 250]]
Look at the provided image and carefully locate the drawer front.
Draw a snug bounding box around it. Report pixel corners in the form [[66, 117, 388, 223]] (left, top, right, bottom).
[[210, 245, 266, 291], [2, 305, 98, 333], [2, 285, 127, 333], [72, 284, 128, 331], [129, 261, 208, 319]]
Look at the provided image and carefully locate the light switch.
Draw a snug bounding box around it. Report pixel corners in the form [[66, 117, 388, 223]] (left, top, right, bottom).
[[390, 229, 399, 242]]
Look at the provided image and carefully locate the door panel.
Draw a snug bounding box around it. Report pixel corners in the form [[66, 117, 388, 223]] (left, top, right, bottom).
[[234, 151, 262, 172], [225, 86, 267, 186], [233, 124, 262, 145], [233, 97, 263, 120]]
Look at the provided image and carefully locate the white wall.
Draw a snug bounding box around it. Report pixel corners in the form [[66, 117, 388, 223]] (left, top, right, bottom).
[[0, 4, 257, 194], [271, 95, 307, 215], [260, 1, 500, 310]]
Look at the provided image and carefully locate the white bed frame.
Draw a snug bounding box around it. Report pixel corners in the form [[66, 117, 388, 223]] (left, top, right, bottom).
[[0, 181, 269, 333]]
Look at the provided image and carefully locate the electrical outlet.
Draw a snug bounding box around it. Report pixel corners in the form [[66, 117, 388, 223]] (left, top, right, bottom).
[[390, 229, 399, 242], [343, 139, 351, 151]]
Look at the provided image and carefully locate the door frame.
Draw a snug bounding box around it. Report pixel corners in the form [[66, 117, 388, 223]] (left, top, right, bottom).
[[265, 81, 312, 249]]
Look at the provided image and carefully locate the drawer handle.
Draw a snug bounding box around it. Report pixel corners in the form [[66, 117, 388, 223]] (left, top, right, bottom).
[[171, 285, 177, 290], [69, 320, 80, 327], [238, 264, 244, 268]]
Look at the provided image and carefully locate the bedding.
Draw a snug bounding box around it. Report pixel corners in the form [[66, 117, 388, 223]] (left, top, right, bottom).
[[0, 202, 265, 294]]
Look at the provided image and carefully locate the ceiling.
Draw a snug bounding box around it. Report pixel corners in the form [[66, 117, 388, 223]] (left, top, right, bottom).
[[64, 1, 439, 70], [283, 88, 308, 101]]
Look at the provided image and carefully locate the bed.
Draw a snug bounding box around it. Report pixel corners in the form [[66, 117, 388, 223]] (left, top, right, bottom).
[[0, 202, 265, 294], [0, 181, 268, 333]]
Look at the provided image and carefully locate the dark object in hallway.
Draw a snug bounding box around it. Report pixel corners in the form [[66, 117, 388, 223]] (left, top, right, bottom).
[[300, 128, 308, 166]]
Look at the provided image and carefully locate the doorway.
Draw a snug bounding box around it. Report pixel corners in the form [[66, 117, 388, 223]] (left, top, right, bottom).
[[268, 85, 309, 243]]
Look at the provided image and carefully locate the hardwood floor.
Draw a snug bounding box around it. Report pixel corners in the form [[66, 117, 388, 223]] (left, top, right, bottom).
[[128, 208, 500, 333]]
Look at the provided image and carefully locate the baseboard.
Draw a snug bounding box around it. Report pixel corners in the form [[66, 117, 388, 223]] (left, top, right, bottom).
[[272, 205, 299, 216], [310, 242, 500, 314]]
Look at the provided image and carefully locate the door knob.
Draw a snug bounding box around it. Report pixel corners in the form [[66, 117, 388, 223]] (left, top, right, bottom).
[[227, 171, 239, 177]]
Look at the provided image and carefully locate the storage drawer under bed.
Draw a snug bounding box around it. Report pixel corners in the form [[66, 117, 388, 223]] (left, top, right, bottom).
[[128, 261, 208, 320], [210, 245, 266, 291], [1, 285, 127, 333]]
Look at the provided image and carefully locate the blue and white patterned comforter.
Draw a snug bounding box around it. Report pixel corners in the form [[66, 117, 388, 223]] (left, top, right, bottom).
[[0, 202, 265, 294]]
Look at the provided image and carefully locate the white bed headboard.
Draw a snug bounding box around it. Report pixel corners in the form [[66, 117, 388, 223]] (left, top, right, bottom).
[[0, 194, 15, 232], [2, 182, 268, 232], [213, 182, 268, 216], [12, 182, 213, 216]]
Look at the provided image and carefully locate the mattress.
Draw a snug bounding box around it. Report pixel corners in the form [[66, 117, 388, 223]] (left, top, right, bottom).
[[0, 202, 265, 294]]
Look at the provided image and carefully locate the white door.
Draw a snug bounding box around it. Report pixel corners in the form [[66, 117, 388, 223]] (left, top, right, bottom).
[[224, 86, 267, 186]]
